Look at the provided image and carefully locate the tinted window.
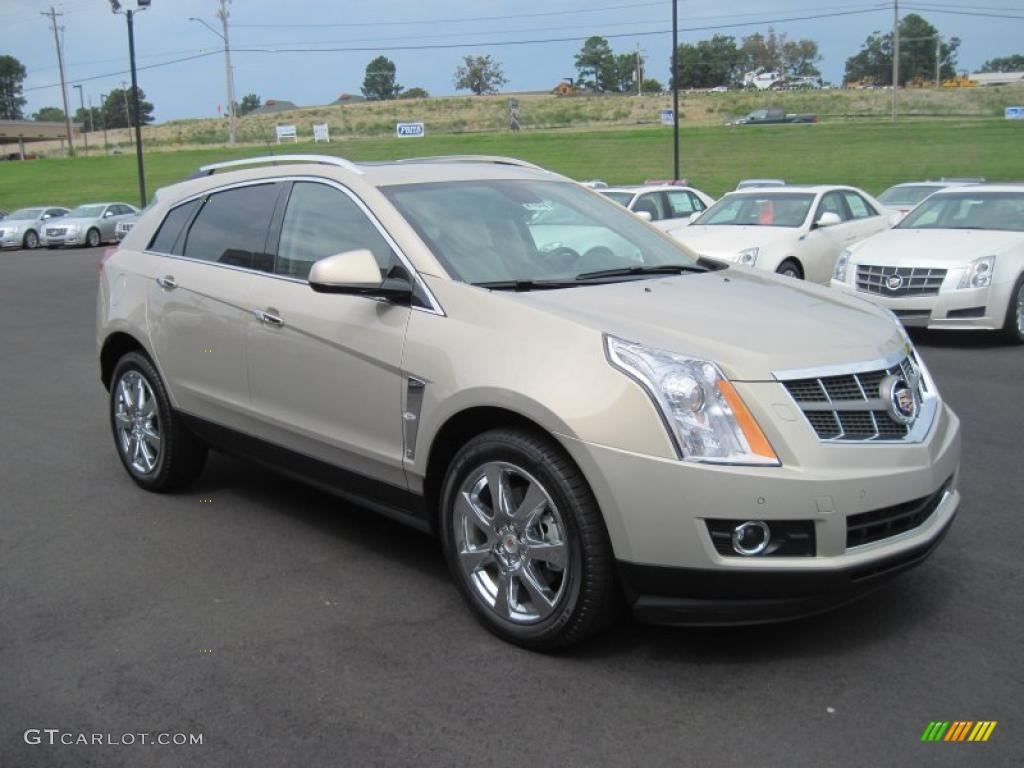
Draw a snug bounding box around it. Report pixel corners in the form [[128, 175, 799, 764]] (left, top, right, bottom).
[[600, 191, 634, 207], [45, 208, 67, 218], [698, 193, 815, 228], [276, 182, 397, 280], [843, 191, 876, 219], [183, 184, 279, 270], [817, 191, 850, 222], [149, 199, 200, 254], [898, 192, 1024, 232]]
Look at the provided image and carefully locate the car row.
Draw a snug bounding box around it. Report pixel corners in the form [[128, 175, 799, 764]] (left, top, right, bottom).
[[0, 202, 138, 250]]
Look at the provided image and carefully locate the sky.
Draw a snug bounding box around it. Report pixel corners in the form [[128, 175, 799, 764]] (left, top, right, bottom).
[[3, 0, 1022, 122]]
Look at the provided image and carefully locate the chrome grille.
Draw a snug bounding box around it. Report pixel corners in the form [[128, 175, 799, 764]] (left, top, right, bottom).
[[46, 227, 67, 236], [779, 355, 928, 442], [856, 265, 947, 297]]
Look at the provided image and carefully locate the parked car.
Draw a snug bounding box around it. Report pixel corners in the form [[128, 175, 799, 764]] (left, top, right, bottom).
[[736, 178, 786, 190], [41, 202, 139, 249], [0, 206, 70, 249], [876, 179, 984, 217], [0, 209, 7, 220], [115, 215, 139, 242], [599, 184, 715, 230], [98, 154, 960, 649], [727, 108, 817, 125], [831, 184, 1024, 343], [668, 185, 893, 282]]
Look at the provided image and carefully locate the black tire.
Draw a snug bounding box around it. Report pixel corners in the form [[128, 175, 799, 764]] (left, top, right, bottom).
[[86, 228, 101, 248], [439, 428, 619, 650], [46, 245, 60, 250], [23, 230, 39, 250], [109, 351, 207, 492], [1002, 273, 1024, 344], [776, 258, 803, 279]]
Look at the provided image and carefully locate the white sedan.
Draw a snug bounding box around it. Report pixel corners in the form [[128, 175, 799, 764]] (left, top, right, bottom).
[[831, 184, 1024, 343], [599, 184, 715, 231], [667, 185, 893, 283]]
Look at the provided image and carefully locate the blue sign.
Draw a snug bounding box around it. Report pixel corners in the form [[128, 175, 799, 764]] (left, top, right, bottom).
[[396, 122, 426, 137], [1005, 107, 1024, 120], [660, 109, 674, 126]]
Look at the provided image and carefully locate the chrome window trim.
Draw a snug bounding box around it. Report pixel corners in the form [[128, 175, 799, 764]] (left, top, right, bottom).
[[144, 175, 445, 316]]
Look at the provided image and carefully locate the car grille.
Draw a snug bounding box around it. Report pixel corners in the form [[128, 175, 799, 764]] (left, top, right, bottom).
[[118, 222, 134, 232], [780, 356, 926, 441], [846, 479, 951, 548], [46, 227, 67, 237], [856, 265, 947, 297]]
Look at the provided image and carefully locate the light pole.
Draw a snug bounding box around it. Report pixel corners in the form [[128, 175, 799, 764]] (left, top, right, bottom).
[[671, 0, 679, 180], [99, 92, 109, 152], [111, 0, 150, 207], [122, 80, 132, 148], [190, 3, 236, 145], [73, 84, 89, 154]]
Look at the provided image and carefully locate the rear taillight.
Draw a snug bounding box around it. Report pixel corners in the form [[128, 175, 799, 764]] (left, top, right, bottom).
[[98, 246, 118, 275]]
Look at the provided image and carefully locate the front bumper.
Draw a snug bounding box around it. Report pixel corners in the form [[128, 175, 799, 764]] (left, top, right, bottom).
[[0, 231, 24, 248], [830, 279, 1004, 331], [40, 231, 86, 247]]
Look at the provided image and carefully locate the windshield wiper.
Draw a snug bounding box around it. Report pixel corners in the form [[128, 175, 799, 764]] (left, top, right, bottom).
[[472, 279, 581, 291], [574, 264, 707, 281]]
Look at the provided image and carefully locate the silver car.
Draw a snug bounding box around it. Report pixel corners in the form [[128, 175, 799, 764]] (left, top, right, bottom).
[[41, 202, 139, 249], [0, 207, 71, 249]]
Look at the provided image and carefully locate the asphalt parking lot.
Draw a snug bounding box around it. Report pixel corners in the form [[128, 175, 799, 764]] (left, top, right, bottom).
[[1, 245, 1021, 768]]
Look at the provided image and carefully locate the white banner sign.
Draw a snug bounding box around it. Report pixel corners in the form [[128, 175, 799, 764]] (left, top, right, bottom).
[[275, 124, 298, 143], [313, 123, 330, 142], [660, 109, 674, 126], [1006, 107, 1024, 120], [396, 122, 425, 138]]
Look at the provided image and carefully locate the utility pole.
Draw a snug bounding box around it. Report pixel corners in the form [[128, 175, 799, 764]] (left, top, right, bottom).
[[671, 0, 680, 181], [935, 35, 941, 87], [100, 93, 109, 152], [891, 0, 900, 121], [74, 84, 89, 154], [218, 0, 237, 145], [122, 80, 133, 147], [636, 43, 643, 97], [43, 6, 75, 156]]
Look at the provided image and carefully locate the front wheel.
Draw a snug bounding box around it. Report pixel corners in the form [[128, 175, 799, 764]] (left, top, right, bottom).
[[86, 228, 101, 248], [776, 258, 803, 279], [23, 230, 39, 249], [439, 428, 619, 650], [1003, 274, 1024, 344]]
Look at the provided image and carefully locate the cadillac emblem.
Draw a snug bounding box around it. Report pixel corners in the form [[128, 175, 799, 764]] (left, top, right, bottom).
[[885, 274, 904, 292], [880, 373, 920, 425]]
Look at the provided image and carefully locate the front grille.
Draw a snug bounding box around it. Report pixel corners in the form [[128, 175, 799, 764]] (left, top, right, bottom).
[[118, 222, 135, 232], [857, 265, 947, 297], [946, 306, 985, 319], [780, 356, 927, 442], [846, 479, 950, 548], [46, 227, 67, 236]]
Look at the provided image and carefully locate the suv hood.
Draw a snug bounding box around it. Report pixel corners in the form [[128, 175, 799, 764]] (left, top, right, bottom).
[[851, 228, 1021, 267], [511, 268, 904, 381], [670, 225, 798, 259]]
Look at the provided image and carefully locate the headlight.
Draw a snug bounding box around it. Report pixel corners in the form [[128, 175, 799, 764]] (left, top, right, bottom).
[[737, 247, 759, 266], [605, 335, 780, 466], [834, 249, 851, 282], [6, 225, 20, 234], [957, 255, 996, 289], [66, 225, 79, 234]]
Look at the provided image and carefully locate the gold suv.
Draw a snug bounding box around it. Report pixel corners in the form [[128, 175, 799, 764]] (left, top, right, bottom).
[[98, 155, 961, 649]]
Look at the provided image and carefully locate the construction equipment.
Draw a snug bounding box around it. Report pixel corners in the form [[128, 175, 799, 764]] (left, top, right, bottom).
[[942, 73, 977, 88]]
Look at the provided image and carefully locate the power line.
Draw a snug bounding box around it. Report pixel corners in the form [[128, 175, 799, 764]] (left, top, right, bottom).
[[902, 5, 1024, 19], [24, 51, 223, 92]]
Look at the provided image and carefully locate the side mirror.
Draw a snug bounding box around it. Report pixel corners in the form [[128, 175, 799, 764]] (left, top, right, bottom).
[[308, 249, 412, 302], [815, 211, 842, 228], [634, 210, 653, 222], [688, 211, 703, 223]]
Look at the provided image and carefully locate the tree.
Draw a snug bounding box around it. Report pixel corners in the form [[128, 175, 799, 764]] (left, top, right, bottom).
[[32, 106, 65, 122], [73, 106, 101, 132], [237, 93, 261, 116], [0, 54, 27, 120], [739, 29, 786, 73], [979, 54, 1024, 73], [673, 35, 742, 89], [361, 56, 402, 100], [782, 39, 822, 77], [844, 14, 959, 85], [454, 55, 508, 95], [641, 78, 663, 93], [574, 36, 615, 91], [101, 87, 154, 129], [399, 87, 429, 99]]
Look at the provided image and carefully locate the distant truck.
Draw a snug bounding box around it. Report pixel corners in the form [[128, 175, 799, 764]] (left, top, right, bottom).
[[727, 108, 817, 126]]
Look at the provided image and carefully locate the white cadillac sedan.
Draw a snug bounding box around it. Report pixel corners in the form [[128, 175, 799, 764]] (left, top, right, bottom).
[[667, 186, 893, 283], [831, 185, 1024, 343]]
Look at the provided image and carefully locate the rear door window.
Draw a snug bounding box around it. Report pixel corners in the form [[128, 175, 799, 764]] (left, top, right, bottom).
[[842, 191, 878, 219], [632, 193, 667, 221], [148, 199, 200, 255], [182, 183, 279, 271], [817, 191, 851, 222], [666, 190, 704, 217]]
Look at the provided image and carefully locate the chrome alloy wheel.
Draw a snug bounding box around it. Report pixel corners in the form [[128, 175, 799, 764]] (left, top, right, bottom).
[[454, 462, 569, 624], [1016, 282, 1024, 336], [113, 371, 161, 475]]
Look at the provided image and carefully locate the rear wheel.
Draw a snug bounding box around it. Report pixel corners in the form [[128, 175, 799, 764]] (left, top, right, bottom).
[[86, 228, 101, 248], [776, 258, 802, 279], [1003, 274, 1024, 344], [439, 428, 619, 650], [23, 230, 39, 250], [109, 352, 207, 491]]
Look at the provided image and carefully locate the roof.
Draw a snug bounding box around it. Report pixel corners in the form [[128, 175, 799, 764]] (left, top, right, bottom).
[[247, 100, 299, 115], [602, 185, 699, 194], [726, 185, 855, 195], [927, 183, 1024, 195]]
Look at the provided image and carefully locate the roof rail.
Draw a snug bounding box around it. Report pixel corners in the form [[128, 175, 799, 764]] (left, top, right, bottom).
[[192, 154, 363, 178], [393, 155, 547, 171]]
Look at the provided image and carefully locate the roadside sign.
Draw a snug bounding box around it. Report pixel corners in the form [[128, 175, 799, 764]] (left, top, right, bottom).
[[660, 109, 674, 126], [1006, 107, 1024, 120], [397, 122, 425, 138], [313, 123, 330, 142], [275, 124, 298, 143]]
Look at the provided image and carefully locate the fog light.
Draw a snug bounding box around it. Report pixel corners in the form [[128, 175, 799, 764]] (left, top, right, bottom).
[[732, 521, 771, 556]]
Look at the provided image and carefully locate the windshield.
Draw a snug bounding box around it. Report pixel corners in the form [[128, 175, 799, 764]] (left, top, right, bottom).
[[600, 191, 635, 207], [878, 185, 939, 206], [695, 193, 815, 228], [384, 180, 700, 285], [8, 208, 44, 220], [898, 191, 1024, 232], [69, 205, 106, 218]]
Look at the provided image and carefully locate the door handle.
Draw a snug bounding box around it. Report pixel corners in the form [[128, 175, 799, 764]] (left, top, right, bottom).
[[257, 309, 284, 327], [156, 275, 177, 290]]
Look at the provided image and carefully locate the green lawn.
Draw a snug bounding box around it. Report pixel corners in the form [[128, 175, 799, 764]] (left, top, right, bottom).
[[2, 119, 1021, 211]]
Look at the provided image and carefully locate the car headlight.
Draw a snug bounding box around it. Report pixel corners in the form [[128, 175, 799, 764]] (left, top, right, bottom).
[[66, 225, 79, 234], [834, 249, 851, 282], [737, 247, 759, 266], [605, 335, 780, 466], [6, 224, 20, 234], [957, 255, 996, 289]]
